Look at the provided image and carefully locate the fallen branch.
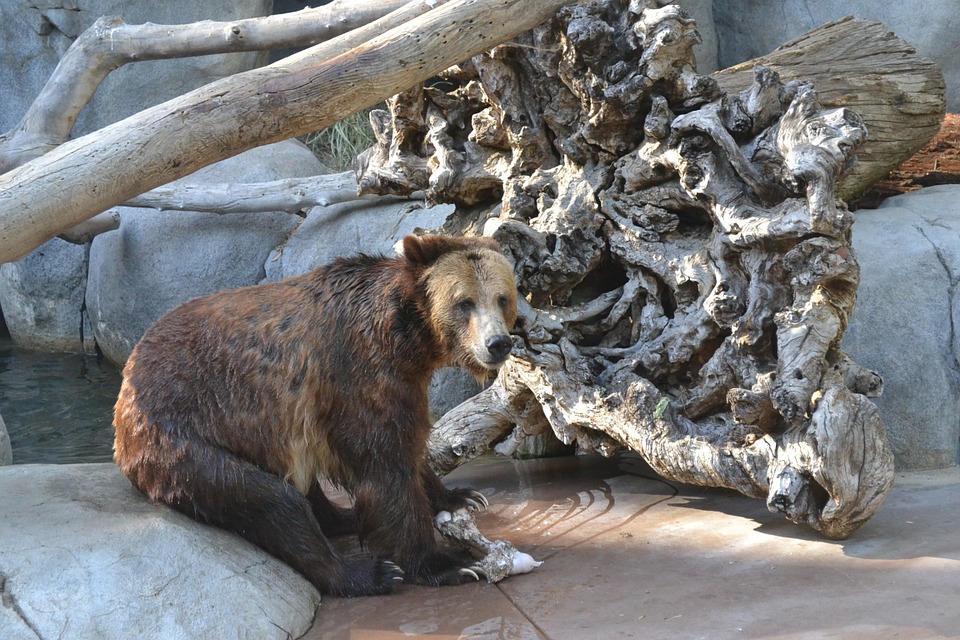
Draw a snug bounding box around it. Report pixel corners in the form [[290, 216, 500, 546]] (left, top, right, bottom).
[[0, 0, 413, 172], [58, 211, 121, 244], [712, 16, 946, 200], [123, 172, 361, 215], [0, 0, 583, 264]]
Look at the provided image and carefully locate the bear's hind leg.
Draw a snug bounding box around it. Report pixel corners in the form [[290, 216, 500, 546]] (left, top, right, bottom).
[[306, 482, 358, 537], [161, 443, 402, 596]]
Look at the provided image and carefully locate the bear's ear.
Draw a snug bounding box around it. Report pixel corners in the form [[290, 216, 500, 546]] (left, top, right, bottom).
[[402, 234, 500, 266]]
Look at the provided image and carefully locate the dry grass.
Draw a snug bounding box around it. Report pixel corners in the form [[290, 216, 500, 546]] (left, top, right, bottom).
[[303, 109, 378, 171]]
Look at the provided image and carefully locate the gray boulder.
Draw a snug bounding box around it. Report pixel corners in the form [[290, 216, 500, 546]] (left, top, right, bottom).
[[263, 195, 456, 281], [429, 367, 488, 418], [0, 239, 88, 353], [712, 0, 960, 111], [0, 1, 270, 136], [86, 140, 325, 366], [676, 0, 718, 74], [0, 463, 319, 640], [843, 185, 960, 470]]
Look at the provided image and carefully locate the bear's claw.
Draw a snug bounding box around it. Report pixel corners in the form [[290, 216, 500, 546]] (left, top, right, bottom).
[[384, 560, 405, 583], [438, 487, 490, 513], [458, 563, 486, 581], [413, 551, 487, 586], [464, 490, 489, 511], [329, 557, 406, 596]]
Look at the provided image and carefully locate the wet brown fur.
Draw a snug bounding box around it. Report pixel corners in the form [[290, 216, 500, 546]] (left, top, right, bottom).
[[113, 234, 517, 596]]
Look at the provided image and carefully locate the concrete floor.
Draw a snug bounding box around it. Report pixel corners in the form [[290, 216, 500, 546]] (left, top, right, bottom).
[[304, 453, 960, 640]]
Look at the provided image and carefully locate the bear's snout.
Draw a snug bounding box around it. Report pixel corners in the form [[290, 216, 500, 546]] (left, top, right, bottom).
[[485, 334, 513, 362]]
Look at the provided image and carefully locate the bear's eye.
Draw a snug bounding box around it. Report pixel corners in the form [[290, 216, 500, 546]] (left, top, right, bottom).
[[457, 298, 476, 314], [497, 294, 509, 310]]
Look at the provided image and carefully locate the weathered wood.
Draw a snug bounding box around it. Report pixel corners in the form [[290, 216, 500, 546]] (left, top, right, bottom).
[[712, 16, 946, 201], [57, 211, 121, 244], [0, 0, 584, 264], [363, 1, 895, 538], [123, 172, 361, 215], [0, 0, 412, 173]]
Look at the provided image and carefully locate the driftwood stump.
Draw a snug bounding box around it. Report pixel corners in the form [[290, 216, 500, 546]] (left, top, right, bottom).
[[358, 1, 896, 539]]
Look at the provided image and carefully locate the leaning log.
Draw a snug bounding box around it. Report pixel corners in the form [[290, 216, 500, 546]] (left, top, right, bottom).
[[0, 0, 583, 264], [713, 16, 946, 201], [357, 1, 896, 538], [0, 0, 413, 173]]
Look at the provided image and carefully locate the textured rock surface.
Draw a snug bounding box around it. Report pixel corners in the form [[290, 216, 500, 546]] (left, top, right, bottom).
[[428, 367, 488, 418], [713, 0, 960, 111], [843, 185, 960, 469], [262, 195, 455, 282], [0, 463, 319, 640], [0, 239, 88, 353], [674, 0, 717, 73]]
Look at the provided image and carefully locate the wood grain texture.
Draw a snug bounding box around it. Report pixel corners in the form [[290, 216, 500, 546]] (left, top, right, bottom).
[[713, 16, 946, 201]]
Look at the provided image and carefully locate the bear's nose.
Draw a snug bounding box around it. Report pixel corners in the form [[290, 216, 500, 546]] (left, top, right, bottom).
[[485, 335, 513, 361]]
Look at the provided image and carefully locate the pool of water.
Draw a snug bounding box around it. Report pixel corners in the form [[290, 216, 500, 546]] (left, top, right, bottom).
[[0, 335, 122, 464]]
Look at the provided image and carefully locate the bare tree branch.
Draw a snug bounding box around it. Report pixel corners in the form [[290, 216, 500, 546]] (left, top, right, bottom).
[[0, 0, 414, 173], [122, 171, 363, 215], [0, 0, 581, 264], [57, 211, 121, 244]]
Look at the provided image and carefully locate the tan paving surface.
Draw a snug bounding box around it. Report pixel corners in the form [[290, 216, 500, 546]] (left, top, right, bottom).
[[304, 454, 960, 640]]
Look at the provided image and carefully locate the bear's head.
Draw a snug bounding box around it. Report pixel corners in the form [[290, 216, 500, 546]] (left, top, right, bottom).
[[404, 234, 518, 377]]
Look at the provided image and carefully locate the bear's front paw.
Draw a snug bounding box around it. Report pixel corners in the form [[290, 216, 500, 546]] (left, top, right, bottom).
[[436, 487, 489, 513], [412, 551, 486, 587]]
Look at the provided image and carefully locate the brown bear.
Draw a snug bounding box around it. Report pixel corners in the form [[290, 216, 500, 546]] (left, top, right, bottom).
[[113, 234, 518, 596]]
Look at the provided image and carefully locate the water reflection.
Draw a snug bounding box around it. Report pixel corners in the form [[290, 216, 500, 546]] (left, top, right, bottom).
[[0, 335, 121, 464]]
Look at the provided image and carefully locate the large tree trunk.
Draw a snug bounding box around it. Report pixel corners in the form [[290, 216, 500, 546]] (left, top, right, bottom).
[[0, 0, 580, 264], [357, 5, 910, 538], [712, 16, 946, 202]]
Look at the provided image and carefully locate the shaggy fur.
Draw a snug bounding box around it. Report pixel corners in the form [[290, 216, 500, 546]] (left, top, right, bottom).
[[113, 234, 518, 596]]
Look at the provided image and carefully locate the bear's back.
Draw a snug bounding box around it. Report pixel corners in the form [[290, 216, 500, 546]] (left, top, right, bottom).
[[114, 252, 441, 481]]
